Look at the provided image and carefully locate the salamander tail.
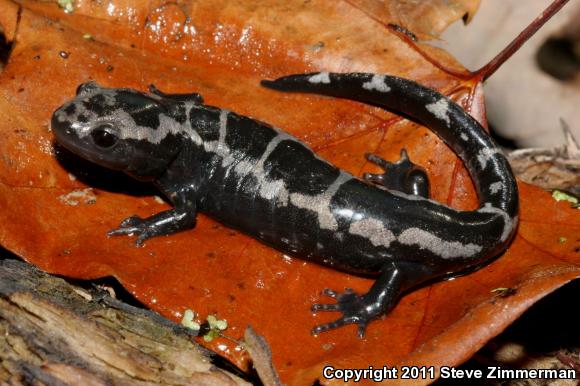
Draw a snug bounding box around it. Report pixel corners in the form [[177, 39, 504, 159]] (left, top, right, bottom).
[[262, 72, 519, 245]]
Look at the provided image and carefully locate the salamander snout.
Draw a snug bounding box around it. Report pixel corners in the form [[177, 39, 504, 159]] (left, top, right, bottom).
[[51, 104, 79, 146], [51, 101, 131, 171]]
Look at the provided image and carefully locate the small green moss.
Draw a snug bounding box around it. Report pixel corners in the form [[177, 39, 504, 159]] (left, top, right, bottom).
[[57, 0, 74, 13], [203, 330, 220, 342], [180, 309, 200, 332], [201, 314, 228, 342], [215, 319, 228, 330], [206, 314, 217, 326], [559, 237, 568, 244], [552, 190, 579, 208], [206, 315, 227, 330]]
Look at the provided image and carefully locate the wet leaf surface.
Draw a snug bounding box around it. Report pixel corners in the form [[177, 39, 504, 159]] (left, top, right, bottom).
[[0, 1, 578, 385]]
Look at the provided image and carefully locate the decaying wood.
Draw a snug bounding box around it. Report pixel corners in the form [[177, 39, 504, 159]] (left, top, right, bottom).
[[508, 121, 580, 194], [0, 257, 250, 385]]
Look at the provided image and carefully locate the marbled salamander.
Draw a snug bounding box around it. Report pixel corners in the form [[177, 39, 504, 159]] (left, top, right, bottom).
[[51, 73, 519, 337]]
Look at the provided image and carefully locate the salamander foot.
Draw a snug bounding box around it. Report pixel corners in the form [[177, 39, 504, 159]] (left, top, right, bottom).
[[363, 149, 430, 198], [311, 262, 412, 338], [108, 208, 197, 246], [311, 288, 374, 338], [108, 216, 157, 246]]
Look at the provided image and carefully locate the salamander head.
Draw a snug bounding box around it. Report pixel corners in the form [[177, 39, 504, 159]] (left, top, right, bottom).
[[51, 82, 184, 181]]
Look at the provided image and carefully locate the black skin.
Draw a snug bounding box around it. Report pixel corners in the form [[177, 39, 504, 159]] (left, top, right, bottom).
[[109, 137, 432, 337], [106, 91, 201, 245], [310, 148, 431, 336], [51, 74, 518, 337], [108, 121, 204, 246]]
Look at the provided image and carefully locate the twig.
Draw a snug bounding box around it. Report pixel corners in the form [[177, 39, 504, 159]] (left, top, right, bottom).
[[476, 0, 571, 81]]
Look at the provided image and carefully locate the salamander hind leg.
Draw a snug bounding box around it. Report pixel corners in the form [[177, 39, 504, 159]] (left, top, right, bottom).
[[364, 149, 430, 198], [312, 262, 405, 338]]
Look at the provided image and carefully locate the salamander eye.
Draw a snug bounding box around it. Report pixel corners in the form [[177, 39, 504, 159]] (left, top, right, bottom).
[[91, 125, 118, 148]]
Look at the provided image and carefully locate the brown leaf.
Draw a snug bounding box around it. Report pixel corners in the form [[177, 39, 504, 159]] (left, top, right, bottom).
[[343, 0, 481, 39], [0, 1, 578, 385]]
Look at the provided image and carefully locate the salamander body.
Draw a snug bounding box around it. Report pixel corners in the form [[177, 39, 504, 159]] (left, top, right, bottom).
[[51, 73, 519, 336]]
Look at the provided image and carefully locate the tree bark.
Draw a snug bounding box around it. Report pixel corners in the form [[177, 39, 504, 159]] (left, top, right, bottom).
[[0, 257, 249, 386]]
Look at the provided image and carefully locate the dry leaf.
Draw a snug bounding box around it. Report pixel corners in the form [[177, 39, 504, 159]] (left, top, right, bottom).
[[0, 1, 578, 385]]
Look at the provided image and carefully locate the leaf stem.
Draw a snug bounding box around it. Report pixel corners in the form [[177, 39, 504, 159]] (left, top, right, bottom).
[[476, 0, 571, 81]]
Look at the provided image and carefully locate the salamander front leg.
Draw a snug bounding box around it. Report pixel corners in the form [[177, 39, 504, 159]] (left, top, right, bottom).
[[108, 190, 197, 246], [312, 262, 404, 338], [364, 149, 430, 198]]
